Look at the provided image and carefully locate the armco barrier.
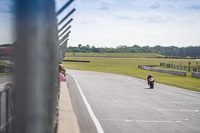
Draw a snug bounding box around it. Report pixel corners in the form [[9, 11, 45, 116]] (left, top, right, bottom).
[[192, 72, 200, 79], [138, 65, 187, 77]]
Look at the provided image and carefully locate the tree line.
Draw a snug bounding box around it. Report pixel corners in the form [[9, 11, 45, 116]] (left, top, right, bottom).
[[1, 43, 199, 57], [66, 44, 200, 57]]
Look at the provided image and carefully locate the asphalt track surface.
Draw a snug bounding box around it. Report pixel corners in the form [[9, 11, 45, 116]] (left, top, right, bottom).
[[66, 69, 200, 133]]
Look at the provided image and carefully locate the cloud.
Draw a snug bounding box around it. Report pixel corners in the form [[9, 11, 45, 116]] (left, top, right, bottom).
[[188, 5, 200, 10], [150, 2, 160, 9], [70, 0, 117, 12], [113, 10, 177, 24], [162, 0, 200, 10], [131, 0, 200, 11], [66, 0, 200, 47], [99, 3, 110, 10], [131, 0, 161, 9], [76, 14, 98, 24], [100, 0, 117, 4]]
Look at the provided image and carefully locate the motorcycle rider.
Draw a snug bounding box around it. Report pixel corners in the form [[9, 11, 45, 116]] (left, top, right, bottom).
[[147, 74, 152, 85], [147, 74, 155, 89]]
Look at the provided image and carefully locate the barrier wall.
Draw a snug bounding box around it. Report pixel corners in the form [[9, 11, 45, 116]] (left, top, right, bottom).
[[191, 72, 200, 79], [138, 65, 187, 77]]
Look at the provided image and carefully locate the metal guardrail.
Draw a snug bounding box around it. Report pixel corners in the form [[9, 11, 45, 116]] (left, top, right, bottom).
[[0, 83, 14, 133], [191, 72, 200, 79], [138, 65, 187, 77]]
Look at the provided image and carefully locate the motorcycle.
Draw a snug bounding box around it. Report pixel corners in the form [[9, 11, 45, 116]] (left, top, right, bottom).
[[149, 77, 155, 89]]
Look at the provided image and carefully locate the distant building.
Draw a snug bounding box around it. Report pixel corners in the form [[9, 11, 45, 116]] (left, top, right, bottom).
[[0, 47, 13, 56]]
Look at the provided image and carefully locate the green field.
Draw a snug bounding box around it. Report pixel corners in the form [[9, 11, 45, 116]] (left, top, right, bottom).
[[63, 54, 200, 92], [66, 52, 165, 58]]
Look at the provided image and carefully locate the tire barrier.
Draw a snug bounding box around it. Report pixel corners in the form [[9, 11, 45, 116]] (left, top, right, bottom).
[[138, 65, 187, 77], [63, 60, 90, 63], [191, 72, 200, 79], [67, 55, 119, 58]]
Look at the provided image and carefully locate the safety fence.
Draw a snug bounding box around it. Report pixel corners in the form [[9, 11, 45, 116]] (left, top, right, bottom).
[[0, 83, 14, 133], [160, 63, 200, 72], [138, 65, 187, 77], [58, 1, 75, 61]]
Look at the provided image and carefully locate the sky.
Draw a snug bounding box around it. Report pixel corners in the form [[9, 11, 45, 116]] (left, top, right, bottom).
[[56, 0, 200, 48], [0, 0, 14, 44], [0, 0, 200, 48]]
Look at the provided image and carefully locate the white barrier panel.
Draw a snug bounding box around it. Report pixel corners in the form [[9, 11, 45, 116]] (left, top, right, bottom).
[[192, 72, 200, 79], [139, 66, 187, 77]]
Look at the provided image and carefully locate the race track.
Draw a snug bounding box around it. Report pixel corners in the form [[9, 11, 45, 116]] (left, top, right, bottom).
[[66, 69, 200, 133]]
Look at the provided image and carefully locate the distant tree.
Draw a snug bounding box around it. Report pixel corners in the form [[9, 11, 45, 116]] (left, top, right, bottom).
[[91, 46, 100, 53], [72, 48, 81, 52], [0, 44, 12, 47], [142, 46, 153, 53], [78, 44, 82, 48], [66, 44, 200, 57], [66, 47, 73, 52]]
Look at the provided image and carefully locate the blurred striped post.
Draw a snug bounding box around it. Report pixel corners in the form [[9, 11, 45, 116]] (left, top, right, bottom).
[[14, 0, 59, 133]]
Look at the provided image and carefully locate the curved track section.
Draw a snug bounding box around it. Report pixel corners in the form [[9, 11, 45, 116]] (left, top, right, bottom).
[[66, 69, 200, 133]]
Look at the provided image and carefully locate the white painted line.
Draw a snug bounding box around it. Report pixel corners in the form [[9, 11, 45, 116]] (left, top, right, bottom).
[[72, 75, 104, 133], [101, 119, 189, 123], [172, 102, 200, 105], [135, 120, 180, 123], [156, 109, 199, 112]]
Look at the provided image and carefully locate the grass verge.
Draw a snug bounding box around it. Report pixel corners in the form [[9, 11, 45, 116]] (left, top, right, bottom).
[[66, 52, 165, 58]]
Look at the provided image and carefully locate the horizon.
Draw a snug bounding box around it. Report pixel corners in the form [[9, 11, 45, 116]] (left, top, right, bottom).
[[0, 42, 200, 49]]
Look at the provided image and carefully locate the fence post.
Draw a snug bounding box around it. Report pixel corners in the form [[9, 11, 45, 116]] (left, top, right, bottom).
[[6, 89, 9, 133], [14, 0, 59, 133]]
